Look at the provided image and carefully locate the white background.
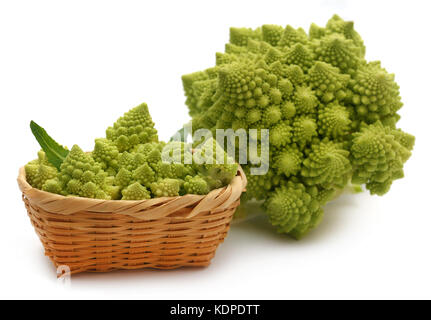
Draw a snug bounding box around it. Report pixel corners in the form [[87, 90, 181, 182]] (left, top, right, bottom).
[[1, 0, 430, 299]]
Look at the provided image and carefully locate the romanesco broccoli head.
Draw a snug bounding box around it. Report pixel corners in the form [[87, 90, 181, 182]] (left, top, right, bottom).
[[181, 15, 415, 238]]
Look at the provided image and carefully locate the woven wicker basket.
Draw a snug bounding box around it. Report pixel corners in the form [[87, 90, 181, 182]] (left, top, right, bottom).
[[17, 166, 247, 275]]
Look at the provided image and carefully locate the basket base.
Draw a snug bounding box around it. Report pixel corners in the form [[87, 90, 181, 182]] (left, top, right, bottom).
[[23, 195, 237, 275]]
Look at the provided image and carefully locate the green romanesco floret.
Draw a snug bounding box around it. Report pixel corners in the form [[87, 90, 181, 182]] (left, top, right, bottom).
[[27, 104, 238, 201], [106, 102, 158, 152], [192, 139, 238, 189], [150, 178, 181, 197], [269, 121, 293, 147], [132, 163, 156, 186], [182, 14, 414, 238], [264, 180, 323, 239], [118, 151, 146, 172], [308, 61, 350, 102], [183, 175, 210, 195], [292, 116, 318, 146], [350, 121, 414, 195], [58, 145, 111, 199], [121, 182, 151, 200], [348, 61, 402, 128], [325, 14, 365, 55], [42, 178, 63, 194], [24, 151, 58, 190], [301, 139, 351, 188], [273, 145, 303, 177], [317, 102, 351, 138], [115, 167, 133, 190], [92, 138, 120, 175]]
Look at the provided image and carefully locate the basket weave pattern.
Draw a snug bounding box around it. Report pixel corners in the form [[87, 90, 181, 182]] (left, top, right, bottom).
[[17, 167, 247, 275]]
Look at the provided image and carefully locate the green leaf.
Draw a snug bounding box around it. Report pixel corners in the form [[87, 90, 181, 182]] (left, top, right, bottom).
[[30, 121, 69, 170]]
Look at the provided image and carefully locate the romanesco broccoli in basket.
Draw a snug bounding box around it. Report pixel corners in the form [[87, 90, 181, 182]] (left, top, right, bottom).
[[25, 103, 238, 200], [181, 15, 415, 238]]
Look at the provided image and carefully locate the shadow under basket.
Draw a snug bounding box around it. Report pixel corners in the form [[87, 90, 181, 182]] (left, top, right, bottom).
[[17, 166, 247, 275]]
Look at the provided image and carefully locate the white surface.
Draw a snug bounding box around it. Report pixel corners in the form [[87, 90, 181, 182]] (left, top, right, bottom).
[[0, 0, 430, 299]]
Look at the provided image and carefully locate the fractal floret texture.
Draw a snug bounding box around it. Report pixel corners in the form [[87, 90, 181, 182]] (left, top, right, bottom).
[[182, 15, 415, 238]]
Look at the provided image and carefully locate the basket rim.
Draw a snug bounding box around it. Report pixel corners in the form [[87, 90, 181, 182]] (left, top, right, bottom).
[[18, 165, 247, 219]]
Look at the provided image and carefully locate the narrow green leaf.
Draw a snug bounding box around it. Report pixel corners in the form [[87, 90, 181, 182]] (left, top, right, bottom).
[[30, 121, 69, 170]]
